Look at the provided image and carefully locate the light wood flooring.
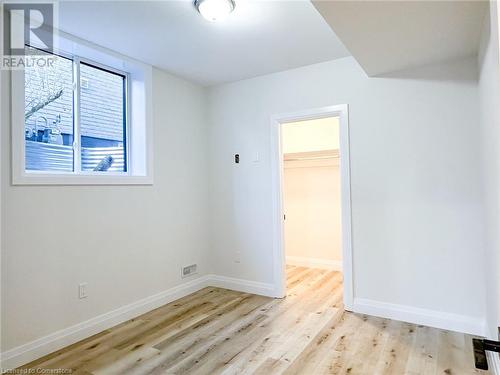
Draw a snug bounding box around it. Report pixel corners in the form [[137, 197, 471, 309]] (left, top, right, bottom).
[[22, 266, 488, 374]]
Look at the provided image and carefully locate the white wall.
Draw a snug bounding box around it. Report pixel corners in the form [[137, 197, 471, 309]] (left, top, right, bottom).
[[283, 158, 342, 266], [208, 56, 486, 331], [1, 67, 211, 351], [478, 0, 500, 340]]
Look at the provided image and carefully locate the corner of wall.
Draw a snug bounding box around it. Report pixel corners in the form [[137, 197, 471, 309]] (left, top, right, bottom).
[[478, 0, 500, 342]]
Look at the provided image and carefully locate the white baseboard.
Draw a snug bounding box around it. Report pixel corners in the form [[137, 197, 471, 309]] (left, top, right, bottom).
[[0, 274, 275, 369], [352, 298, 485, 336], [286, 255, 342, 271], [208, 274, 276, 297], [488, 351, 500, 375]]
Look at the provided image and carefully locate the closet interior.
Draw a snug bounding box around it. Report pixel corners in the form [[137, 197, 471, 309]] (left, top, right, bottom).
[[282, 117, 343, 274]]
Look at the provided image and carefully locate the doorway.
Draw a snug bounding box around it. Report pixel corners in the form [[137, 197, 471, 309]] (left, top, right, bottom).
[[270, 105, 353, 310]]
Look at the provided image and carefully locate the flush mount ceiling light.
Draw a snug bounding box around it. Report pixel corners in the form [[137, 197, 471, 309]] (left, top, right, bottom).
[[194, 0, 235, 22]]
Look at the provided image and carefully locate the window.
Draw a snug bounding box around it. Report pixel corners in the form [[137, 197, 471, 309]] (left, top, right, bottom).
[[24, 46, 127, 174], [79, 63, 127, 172], [12, 36, 153, 185]]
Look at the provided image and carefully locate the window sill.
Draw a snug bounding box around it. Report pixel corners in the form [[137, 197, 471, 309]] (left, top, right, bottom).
[[12, 173, 153, 186]]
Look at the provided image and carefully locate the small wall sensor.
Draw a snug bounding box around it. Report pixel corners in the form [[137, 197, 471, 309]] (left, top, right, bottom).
[[235, 154, 240, 163]]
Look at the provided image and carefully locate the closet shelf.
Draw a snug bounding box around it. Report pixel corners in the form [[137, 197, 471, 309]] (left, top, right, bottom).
[[283, 149, 339, 162]]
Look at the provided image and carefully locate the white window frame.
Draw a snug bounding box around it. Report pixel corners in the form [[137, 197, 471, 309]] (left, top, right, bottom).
[[11, 31, 153, 185]]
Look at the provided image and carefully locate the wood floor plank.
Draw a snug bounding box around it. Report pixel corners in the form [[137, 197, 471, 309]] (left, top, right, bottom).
[[405, 326, 438, 375], [128, 295, 270, 374], [20, 268, 490, 375], [282, 310, 362, 375]]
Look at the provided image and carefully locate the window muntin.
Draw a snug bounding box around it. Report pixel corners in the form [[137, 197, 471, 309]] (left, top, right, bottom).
[[24, 47, 128, 174]]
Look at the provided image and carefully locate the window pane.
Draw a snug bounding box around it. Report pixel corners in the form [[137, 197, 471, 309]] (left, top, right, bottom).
[[80, 63, 126, 172], [24, 46, 74, 172]]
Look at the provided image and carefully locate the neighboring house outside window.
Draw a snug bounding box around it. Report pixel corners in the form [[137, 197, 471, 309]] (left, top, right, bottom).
[[24, 46, 127, 173]]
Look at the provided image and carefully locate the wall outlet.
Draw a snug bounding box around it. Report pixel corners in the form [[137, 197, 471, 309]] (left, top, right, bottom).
[[182, 264, 197, 278], [235, 251, 241, 264], [78, 283, 88, 299]]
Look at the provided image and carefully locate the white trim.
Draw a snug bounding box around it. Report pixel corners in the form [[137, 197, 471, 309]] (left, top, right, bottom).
[[73, 55, 82, 174], [487, 351, 500, 375], [270, 104, 354, 310], [352, 298, 486, 336], [208, 274, 276, 297], [286, 256, 342, 271], [11, 173, 154, 186], [0, 274, 275, 369]]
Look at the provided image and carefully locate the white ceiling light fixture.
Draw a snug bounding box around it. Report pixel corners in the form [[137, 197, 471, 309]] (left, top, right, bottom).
[[194, 0, 236, 22]]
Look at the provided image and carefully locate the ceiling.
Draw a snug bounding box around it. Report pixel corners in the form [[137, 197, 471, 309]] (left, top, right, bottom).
[[313, 0, 488, 76], [58, 0, 350, 86]]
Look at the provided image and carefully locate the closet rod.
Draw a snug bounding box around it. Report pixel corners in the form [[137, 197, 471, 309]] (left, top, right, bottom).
[[284, 155, 339, 161]]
